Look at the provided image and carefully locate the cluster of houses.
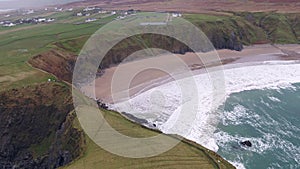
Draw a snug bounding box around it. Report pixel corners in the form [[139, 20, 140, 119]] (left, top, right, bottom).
[[76, 6, 110, 17], [172, 12, 182, 17], [73, 7, 139, 23], [0, 17, 55, 27], [21, 7, 73, 16], [75, 7, 138, 20], [115, 9, 138, 20]]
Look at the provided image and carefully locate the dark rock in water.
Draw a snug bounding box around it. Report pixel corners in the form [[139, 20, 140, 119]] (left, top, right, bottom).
[[240, 140, 252, 147], [96, 99, 109, 110]]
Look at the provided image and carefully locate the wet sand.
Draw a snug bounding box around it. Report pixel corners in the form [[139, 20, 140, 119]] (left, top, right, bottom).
[[81, 44, 300, 103]]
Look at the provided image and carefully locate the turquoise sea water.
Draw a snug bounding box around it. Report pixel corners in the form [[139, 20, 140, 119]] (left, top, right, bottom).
[[216, 83, 300, 169]]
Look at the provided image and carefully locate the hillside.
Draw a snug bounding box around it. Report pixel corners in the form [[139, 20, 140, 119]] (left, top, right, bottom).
[[62, 109, 234, 169], [63, 0, 300, 13], [0, 81, 235, 169], [0, 83, 85, 168], [29, 12, 300, 82]]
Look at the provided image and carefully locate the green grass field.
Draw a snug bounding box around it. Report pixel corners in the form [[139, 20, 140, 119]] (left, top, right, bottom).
[[62, 109, 234, 169], [0, 10, 116, 91]]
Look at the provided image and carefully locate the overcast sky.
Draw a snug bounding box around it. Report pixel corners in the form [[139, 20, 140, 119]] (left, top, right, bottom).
[[0, 0, 81, 9]]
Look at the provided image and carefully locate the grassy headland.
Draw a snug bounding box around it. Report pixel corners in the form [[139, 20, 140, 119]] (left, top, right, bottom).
[[0, 8, 299, 168]]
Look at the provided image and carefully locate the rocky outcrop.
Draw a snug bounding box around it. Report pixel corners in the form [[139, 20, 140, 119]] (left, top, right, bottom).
[[240, 140, 252, 147], [0, 83, 85, 169]]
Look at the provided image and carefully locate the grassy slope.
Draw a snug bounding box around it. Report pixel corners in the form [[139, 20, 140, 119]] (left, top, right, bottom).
[[62, 109, 234, 169], [0, 12, 115, 91], [184, 12, 300, 45]]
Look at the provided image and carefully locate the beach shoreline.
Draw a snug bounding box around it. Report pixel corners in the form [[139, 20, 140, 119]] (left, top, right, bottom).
[[81, 44, 300, 104]]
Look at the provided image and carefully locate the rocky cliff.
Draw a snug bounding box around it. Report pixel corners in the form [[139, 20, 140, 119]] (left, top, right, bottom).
[[0, 83, 85, 169]]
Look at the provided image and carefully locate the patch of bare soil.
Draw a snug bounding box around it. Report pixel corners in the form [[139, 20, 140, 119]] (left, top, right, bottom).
[[28, 49, 77, 83]]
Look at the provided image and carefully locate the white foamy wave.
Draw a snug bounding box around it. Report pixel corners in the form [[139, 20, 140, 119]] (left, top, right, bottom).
[[216, 130, 300, 167], [268, 96, 280, 102], [229, 161, 246, 169], [221, 104, 261, 126], [215, 131, 273, 153], [111, 61, 300, 153]]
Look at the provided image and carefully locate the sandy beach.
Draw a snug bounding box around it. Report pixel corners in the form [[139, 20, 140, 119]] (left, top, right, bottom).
[[81, 44, 300, 103]]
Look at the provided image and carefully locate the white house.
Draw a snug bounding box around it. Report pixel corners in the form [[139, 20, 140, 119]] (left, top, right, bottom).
[[55, 7, 63, 12], [76, 12, 83, 16], [116, 16, 126, 20], [3, 23, 16, 27], [27, 10, 34, 14], [98, 10, 107, 14], [47, 18, 55, 22], [111, 11, 116, 15], [83, 7, 95, 11], [172, 13, 182, 17], [85, 18, 97, 23], [38, 18, 46, 22]]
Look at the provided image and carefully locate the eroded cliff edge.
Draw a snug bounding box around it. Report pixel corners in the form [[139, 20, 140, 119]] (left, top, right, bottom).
[[0, 83, 85, 169]]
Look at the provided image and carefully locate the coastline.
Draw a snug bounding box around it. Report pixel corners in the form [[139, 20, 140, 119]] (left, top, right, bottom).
[[81, 44, 300, 103], [105, 46, 300, 169], [80, 43, 300, 169]]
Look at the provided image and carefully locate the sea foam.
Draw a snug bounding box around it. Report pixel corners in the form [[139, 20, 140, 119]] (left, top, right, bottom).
[[111, 61, 300, 154]]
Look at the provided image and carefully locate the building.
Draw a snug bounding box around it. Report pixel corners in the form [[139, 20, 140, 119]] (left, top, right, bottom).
[[47, 18, 55, 22], [172, 13, 182, 17], [83, 7, 95, 11], [85, 18, 97, 23], [55, 7, 63, 12], [27, 10, 34, 14], [3, 23, 16, 27], [98, 10, 108, 14], [37, 18, 46, 22]]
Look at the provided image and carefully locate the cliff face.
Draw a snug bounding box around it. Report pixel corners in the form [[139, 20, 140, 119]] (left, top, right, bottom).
[[0, 83, 85, 169], [28, 50, 77, 83]]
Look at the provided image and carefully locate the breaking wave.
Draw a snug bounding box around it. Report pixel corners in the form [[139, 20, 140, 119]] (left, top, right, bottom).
[[111, 60, 300, 168]]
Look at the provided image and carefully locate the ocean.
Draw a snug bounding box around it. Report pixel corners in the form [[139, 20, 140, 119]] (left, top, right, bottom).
[[215, 83, 300, 169], [112, 60, 300, 169]]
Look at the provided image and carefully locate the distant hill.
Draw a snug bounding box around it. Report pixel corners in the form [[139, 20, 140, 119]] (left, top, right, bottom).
[[62, 0, 300, 13]]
